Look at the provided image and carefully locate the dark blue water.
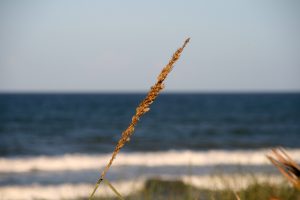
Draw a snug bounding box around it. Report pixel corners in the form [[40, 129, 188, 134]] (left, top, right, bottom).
[[0, 93, 300, 157]]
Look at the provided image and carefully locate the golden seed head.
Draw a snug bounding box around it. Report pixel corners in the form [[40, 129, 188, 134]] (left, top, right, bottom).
[[89, 38, 190, 199]]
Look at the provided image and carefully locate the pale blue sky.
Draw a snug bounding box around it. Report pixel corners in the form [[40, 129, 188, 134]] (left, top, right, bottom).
[[1, 0, 299, 92]]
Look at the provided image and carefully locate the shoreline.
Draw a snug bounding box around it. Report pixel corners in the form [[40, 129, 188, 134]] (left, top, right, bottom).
[[0, 175, 298, 200]]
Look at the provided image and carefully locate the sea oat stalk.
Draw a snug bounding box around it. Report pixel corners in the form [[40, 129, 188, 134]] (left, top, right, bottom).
[[89, 38, 190, 199]]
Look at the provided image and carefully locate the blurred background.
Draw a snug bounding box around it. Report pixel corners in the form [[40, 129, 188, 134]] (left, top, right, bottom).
[[0, 0, 300, 199]]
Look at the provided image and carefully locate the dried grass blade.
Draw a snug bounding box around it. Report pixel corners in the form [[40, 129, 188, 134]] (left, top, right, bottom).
[[103, 178, 125, 200], [267, 147, 300, 190]]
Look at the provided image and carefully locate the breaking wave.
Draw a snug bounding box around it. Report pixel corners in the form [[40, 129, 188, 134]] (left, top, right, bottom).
[[1, 149, 300, 173]]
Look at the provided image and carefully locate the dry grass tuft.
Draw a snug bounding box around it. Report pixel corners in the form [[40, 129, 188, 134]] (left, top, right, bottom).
[[89, 38, 190, 199], [267, 147, 300, 190]]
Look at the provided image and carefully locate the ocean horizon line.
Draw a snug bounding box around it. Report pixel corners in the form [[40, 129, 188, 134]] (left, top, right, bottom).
[[1, 90, 300, 95]]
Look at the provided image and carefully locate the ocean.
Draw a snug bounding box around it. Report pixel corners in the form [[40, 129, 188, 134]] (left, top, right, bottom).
[[0, 93, 300, 199]]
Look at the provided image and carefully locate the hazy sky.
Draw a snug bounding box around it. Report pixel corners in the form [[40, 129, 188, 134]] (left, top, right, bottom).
[[1, 0, 300, 92]]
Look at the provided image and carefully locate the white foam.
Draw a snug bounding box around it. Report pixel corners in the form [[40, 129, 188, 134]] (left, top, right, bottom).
[[0, 175, 286, 200], [1, 149, 300, 173]]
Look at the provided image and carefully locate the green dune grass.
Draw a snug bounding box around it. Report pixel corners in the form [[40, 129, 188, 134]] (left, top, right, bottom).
[[76, 178, 300, 200]]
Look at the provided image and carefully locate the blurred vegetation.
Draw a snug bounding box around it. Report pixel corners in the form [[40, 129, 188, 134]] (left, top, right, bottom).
[[78, 178, 300, 200]]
